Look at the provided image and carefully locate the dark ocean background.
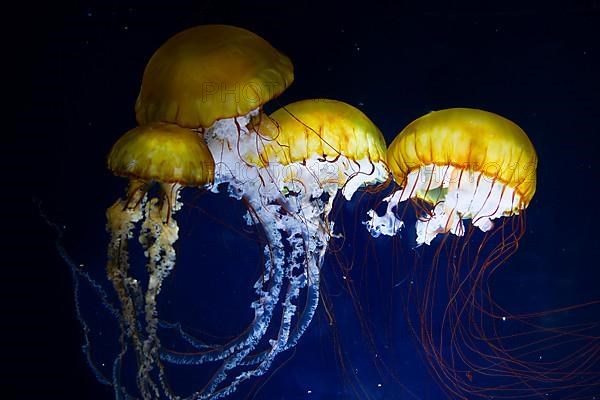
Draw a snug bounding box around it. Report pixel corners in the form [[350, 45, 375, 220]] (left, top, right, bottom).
[[20, 1, 599, 399]]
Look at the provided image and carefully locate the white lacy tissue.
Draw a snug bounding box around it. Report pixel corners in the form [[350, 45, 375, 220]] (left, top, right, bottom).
[[366, 164, 522, 245]]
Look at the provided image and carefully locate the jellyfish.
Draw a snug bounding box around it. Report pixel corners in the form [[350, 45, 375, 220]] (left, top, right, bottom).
[[365, 109, 600, 397], [155, 98, 389, 398], [135, 24, 293, 130], [364, 108, 540, 397], [106, 122, 215, 398], [366, 108, 537, 244]]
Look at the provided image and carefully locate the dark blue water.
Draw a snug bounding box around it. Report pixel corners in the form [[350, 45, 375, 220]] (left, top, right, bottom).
[[23, 1, 599, 399]]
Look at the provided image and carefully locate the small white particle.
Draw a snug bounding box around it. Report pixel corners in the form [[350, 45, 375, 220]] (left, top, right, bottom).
[[307, 390, 312, 394], [502, 316, 506, 321], [377, 383, 382, 388]]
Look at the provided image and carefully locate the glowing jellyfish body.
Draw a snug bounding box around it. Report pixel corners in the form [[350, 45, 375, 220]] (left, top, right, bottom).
[[160, 99, 388, 398], [365, 108, 559, 398], [106, 122, 214, 398], [366, 108, 537, 244]]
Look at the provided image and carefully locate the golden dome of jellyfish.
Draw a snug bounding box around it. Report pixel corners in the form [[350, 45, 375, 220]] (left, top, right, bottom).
[[135, 24, 294, 129], [106, 122, 214, 399], [366, 107, 537, 244], [161, 98, 389, 398]]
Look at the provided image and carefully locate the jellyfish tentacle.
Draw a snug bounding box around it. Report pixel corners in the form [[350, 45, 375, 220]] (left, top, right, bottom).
[[160, 202, 286, 368], [106, 180, 147, 337], [200, 188, 335, 399], [134, 182, 183, 398], [105, 180, 149, 395], [158, 321, 221, 352], [281, 186, 335, 351], [241, 187, 333, 368], [41, 204, 122, 387], [190, 207, 289, 399], [193, 250, 296, 399]]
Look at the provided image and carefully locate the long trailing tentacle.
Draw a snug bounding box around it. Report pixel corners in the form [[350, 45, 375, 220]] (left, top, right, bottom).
[[136, 182, 183, 399], [188, 203, 288, 399], [159, 186, 332, 399], [200, 187, 337, 399], [160, 197, 287, 368], [105, 180, 149, 395], [241, 187, 335, 368]]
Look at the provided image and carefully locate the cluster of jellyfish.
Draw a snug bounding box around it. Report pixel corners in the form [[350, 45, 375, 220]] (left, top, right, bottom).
[[68, 24, 599, 399]]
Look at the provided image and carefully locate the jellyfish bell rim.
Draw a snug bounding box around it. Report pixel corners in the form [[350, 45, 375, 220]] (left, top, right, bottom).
[[135, 24, 295, 129], [386, 107, 538, 206], [107, 122, 215, 188]]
